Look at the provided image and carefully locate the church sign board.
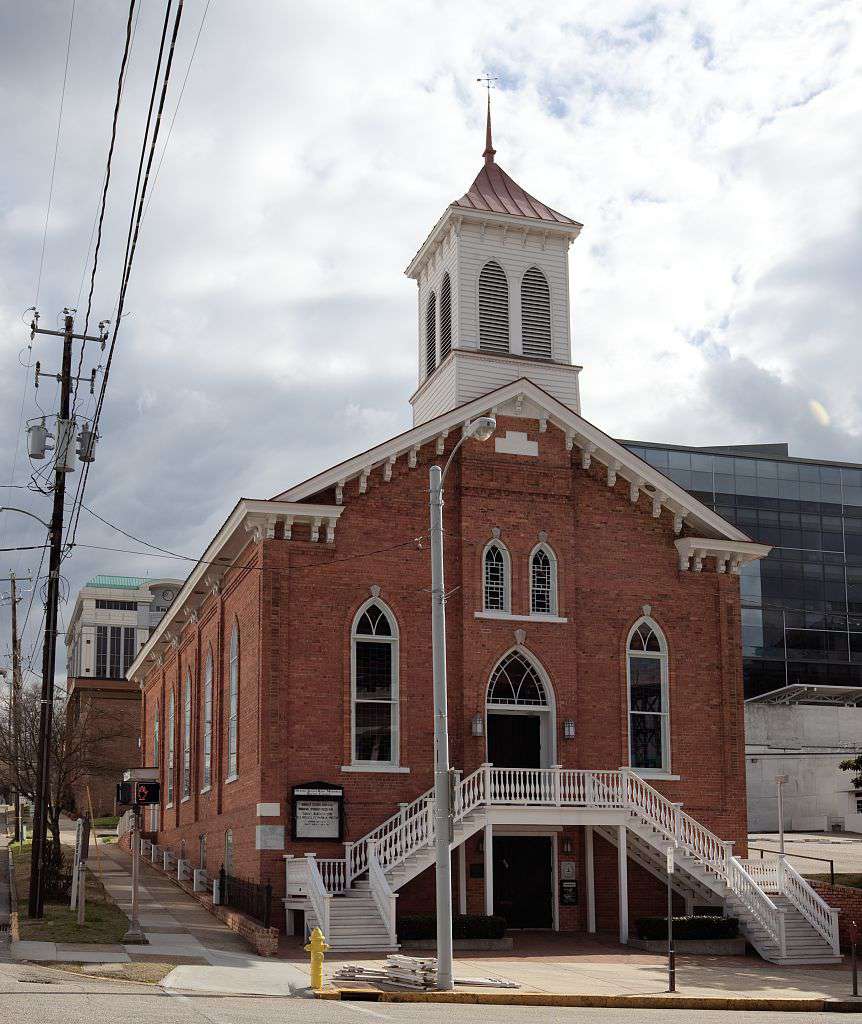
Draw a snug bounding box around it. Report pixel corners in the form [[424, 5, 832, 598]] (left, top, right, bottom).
[[291, 782, 344, 842]]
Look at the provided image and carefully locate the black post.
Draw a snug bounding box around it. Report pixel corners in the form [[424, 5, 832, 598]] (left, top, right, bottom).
[[28, 312, 74, 918], [667, 865, 676, 992], [830, 859, 835, 888], [851, 920, 859, 998], [219, 865, 226, 907]]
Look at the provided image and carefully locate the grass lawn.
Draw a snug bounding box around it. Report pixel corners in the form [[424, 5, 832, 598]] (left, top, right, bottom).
[[93, 816, 120, 828], [10, 841, 129, 944], [810, 871, 862, 889]]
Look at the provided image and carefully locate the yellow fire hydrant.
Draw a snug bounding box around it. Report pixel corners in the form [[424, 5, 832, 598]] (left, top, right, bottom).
[[305, 927, 330, 990]]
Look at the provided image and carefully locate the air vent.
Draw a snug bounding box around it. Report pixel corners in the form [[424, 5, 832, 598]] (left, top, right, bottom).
[[439, 273, 452, 361], [521, 267, 552, 359], [478, 261, 509, 354], [425, 292, 437, 376]]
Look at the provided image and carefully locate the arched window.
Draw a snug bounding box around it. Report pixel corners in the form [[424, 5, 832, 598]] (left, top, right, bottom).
[[227, 623, 239, 780], [439, 273, 452, 361], [487, 651, 548, 706], [182, 671, 192, 799], [152, 701, 160, 831], [202, 648, 213, 790], [627, 618, 670, 771], [478, 260, 509, 353], [224, 829, 233, 874], [483, 541, 511, 612], [425, 291, 437, 376], [351, 600, 399, 766], [167, 690, 175, 806], [530, 544, 558, 615], [521, 267, 552, 359]]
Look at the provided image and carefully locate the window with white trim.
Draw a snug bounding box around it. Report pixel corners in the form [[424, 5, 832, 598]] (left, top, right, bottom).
[[351, 601, 399, 765], [628, 618, 670, 771], [478, 260, 509, 353], [152, 702, 160, 831], [425, 291, 437, 376], [202, 648, 213, 789], [227, 623, 239, 779], [167, 690, 175, 805], [521, 266, 552, 359], [439, 273, 452, 361], [224, 829, 233, 874], [530, 545, 557, 615], [483, 541, 510, 612], [182, 670, 192, 800]]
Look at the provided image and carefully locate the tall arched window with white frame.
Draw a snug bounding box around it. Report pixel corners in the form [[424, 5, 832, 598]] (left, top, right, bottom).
[[351, 601, 399, 766], [202, 648, 213, 790], [483, 541, 511, 613], [627, 618, 670, 771], [530, 544, 558, 615], [167, 690, 175, 806], [478, 260, 509, 353], [152, 701, 160, 830], [439, 273, 452, 361], [425, 291, 437, 376], [182, 670, 192, 800], [521, 266, 552, 359], [227, 623, 239, 780]]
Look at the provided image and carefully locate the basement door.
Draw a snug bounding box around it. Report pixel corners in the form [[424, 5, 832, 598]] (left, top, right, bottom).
[[493, 835, 553, 929]]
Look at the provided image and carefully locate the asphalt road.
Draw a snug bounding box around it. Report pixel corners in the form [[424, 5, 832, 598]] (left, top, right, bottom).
[[0, 966, 856, 1024]]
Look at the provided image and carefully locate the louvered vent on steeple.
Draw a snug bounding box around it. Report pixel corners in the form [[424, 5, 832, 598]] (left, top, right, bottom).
[[425, 292, 437, 376], [478, 260, 509, 354], [521, 267, 552, 360], [439, 273, 452, 361]]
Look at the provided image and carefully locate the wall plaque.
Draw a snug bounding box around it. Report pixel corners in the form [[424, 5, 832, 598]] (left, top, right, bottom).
[[291, 782, 344, 841]]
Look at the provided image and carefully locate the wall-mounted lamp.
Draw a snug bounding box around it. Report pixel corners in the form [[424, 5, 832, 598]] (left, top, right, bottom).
[[562, 837, 573, 854], [477, 837, 484, 854], [471, 713, 484, 737], [563, 719, 576, 739]]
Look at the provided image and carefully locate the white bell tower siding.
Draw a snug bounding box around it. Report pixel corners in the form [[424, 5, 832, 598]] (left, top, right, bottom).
[[405, 108, 583, 425]]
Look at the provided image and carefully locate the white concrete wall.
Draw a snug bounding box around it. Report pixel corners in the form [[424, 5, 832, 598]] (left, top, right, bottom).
[[745, 703, 862, 833]]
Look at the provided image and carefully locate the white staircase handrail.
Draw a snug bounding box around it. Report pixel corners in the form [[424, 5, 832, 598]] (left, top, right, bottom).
[[304, 855, 331, 939], [776, 858, 841, 956], [728, 856, 787, 957], [317, 858, 347, 894], [368, 842, 397, 947]]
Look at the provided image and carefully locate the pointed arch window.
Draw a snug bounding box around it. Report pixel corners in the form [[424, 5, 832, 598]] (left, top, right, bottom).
[[530, 544, 558, 615], [351, 601, 399, 766], [202, 648, 213, 790], [152, 701, 160, 831], [627, 618, 670, 771], [521, 267, 552, 359], [425, 291, 437, 376], [167, 690, 175, 806], [227, 623, 239, 780], [439, 273, 452, 361], [182, 670, 192, 800], [487, 651, 548, 706], [483, 541, 511, 612], [478, 260, 509, 354]]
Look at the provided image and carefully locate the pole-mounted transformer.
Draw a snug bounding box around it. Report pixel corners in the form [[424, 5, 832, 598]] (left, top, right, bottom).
[[27, 417, 52, 460], [76, 421, 98, 463]]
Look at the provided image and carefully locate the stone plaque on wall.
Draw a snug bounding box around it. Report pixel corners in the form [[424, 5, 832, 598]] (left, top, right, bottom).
[[291, 782, 344, 842]]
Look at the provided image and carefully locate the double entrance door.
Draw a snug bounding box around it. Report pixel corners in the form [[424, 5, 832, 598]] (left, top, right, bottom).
[[486, 711, 553, 929]]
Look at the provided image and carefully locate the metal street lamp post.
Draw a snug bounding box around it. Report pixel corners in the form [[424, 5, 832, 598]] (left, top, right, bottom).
[[775, 773, 789, 857], [429, 415, 496, 992]]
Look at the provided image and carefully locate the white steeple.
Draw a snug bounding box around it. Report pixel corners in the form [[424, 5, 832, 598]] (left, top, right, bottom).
[[405, 100, 583, 426]]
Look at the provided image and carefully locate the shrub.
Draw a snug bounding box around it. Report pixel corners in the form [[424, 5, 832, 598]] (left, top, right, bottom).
[[635, 915, 739, 941], [398, 914, 507, 941]]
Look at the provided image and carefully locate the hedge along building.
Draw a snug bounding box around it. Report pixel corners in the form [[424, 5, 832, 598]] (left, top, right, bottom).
[[128, 109, 842, 963]]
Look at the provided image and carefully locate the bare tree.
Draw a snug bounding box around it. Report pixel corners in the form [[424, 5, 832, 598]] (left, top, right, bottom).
[[0, 684, 129, 861]]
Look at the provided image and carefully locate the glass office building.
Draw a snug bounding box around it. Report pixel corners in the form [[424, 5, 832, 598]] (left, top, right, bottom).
[[620, 441, 862, 699]]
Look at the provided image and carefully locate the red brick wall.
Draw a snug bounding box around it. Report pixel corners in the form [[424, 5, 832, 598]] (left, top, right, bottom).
[[67, 688, 141, 818], [811, 881, 862, 951], [138, 414, 749, 927]]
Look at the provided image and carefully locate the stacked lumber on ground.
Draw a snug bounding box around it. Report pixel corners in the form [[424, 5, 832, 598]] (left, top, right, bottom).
[[332, 954, 519, 990]]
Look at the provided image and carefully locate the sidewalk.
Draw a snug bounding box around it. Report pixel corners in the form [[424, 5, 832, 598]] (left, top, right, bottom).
[[10, 838, 258, 969]]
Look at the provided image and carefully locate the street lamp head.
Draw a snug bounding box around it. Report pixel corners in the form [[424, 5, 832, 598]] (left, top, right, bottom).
[[467, 416, 496, 442]]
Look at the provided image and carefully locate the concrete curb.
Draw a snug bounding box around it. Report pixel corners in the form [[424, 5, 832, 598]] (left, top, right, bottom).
[[314, 988, 862, 1012]]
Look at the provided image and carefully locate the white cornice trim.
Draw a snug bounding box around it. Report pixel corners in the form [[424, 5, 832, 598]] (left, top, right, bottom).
[[274, 378, 753, 546], [126, 498, 343, 684], [674, 536, 771, 573]]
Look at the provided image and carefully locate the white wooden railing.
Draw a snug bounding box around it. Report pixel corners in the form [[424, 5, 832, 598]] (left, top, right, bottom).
[[317, 858, 347, 894], [304, 854, 331, 939], [368, 841, 398, 946]]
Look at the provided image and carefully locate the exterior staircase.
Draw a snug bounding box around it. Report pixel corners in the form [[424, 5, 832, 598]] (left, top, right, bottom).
[[285, 764, 841, 963]]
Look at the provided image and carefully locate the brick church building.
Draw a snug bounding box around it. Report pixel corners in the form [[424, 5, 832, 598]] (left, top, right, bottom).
[[129, 110, 841, 963]]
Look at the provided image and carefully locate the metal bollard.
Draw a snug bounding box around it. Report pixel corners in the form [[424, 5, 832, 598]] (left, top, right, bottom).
[[850, 920, 859, 998], [305, 927, 330, 991]]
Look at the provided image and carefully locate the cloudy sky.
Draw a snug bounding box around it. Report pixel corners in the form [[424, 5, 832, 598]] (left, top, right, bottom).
[[0, 0, 860, 681]]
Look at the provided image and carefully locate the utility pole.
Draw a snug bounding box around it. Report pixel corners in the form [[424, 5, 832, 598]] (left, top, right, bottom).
[[27, 309, 106, 918], [1, 571, 32, 843]]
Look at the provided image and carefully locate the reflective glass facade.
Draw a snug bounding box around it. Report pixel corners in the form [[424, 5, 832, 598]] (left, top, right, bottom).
[[621, 442, 862, 699]]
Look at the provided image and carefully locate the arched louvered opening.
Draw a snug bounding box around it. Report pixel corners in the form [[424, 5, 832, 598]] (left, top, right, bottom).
[[521, 267, 552, 359], [478, 261, 509, 354], [425, 292, 437, 376], [439, 273, 452, 361]]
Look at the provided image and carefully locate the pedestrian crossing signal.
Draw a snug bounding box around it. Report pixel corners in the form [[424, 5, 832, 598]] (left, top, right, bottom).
[[116, 780, 160, 806]]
